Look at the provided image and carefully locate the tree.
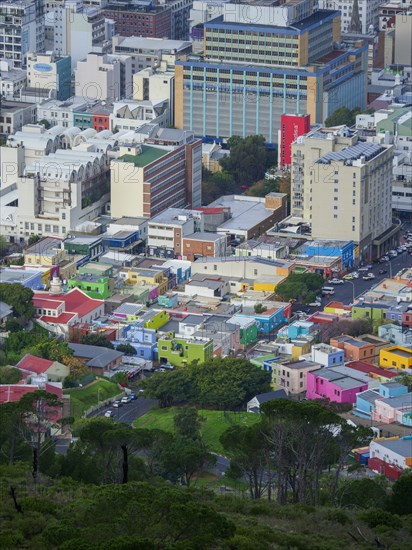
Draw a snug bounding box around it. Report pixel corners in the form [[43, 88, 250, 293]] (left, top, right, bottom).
[[80, 334, 114, 348], [220, 135, 275, 185], [173, 407, 204, 440], [28, 234, 41, 245], [116, 343, 137, 356], [276, 273, 323, 304], [0, 283, 35, 324], [221, 423, 272, 499], [336, 478, 387, 509], [325, 107, 361, 127], [39, 119, 50, 129], [317, 318, 372, 343], [142, 358, 271, 410], [394, 374, 412, 392], [387, 472, 412, 515], [159, 436, 215, 487], [30, 339, 72, 363], [0, 234, 9, 258], [18, 390, 62, 481], [0, 366, 22, 384], [254, 303, 267, 314]]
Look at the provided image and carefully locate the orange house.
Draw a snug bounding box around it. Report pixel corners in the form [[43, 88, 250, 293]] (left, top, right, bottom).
[[330, 335, 375, 362]]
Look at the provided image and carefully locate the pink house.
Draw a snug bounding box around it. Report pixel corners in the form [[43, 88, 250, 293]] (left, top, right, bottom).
[[372, 393, 412, 424], [306, 367, 368, 404]]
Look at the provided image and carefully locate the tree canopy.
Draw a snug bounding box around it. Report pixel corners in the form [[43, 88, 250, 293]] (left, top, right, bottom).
[[80, 334, 115, 348], [276, 272, 324, 304], [0, 283, 35, 325], [142, 357, 271, 409], [325, 107, 362, 127], [220, 135, 275, 185]]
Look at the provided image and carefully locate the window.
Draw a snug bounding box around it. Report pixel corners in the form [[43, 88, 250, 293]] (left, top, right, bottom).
[[161, 346, 168, 351], [254, 269, 258, 276]]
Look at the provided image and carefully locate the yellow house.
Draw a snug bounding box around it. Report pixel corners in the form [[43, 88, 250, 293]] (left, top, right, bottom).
[[24, 237, 66, 266], [254, 275, 287, 293], [380, 346, 412, 370], [291, 340, 312, 360], [123, 267, 168, 295]]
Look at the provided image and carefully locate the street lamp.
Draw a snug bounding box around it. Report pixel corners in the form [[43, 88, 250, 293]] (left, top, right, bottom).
[[347, 281, 355, 305]]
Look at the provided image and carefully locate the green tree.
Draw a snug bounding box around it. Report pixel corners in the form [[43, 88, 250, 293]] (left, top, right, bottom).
[[116, 343, 137, 356], [28, 234, 41, 245], [0, 283, 35, 324], [221, 423, 272, 499], [220, 135, 275, 185], [39, 119, 50, 129], [394, 373, 412, 391], [336, 478, 387, 509], [325, 107, 361, 127], [254, 303, 267, 314], [159, 436, 215, 487], [18, 390, 62, 481], [0, 366, 22, 384], [30, 339, 72, 362], [276, 273, 323, 304], [0, 234, 9, 258], [387, 472, 412, 515], [142, 368, 194, 408], [173, 406, 204, 440], [80, 333, 114, 348]]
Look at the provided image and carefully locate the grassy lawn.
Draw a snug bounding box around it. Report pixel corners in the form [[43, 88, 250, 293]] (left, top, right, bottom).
[[65, 379, 123, 419], [134, 407, 260, 454]]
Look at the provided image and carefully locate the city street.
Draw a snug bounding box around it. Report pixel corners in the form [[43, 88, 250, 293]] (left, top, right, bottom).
[[87, 396, 158, 425], [294, 249, 412, 314]]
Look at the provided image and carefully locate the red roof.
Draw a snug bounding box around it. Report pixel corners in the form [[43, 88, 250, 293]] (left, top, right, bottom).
[[0, 384, 37, 404], [17, 354, 53, 374], [196, 207, 226, 214], [346, 361, 398, 379], [33, 288, 103, 325], [41, 313, 76, 324]]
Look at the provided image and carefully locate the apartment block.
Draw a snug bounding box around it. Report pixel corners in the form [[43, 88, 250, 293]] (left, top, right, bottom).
[[0, 100, 36, 134], [291, 126, 396, 261], [0, 60, 26, 99], [75, 52, 133, 102], [0, 0, 44, 68], [157, 0, 192, 40], [27, 52, 71, 101], [147, 208, 204, 258], [330, 335, 376, 362], [103, 1, 171, 38], [110, 129, 202, 219], [182, 232, 229, 260], [380, 346, 412, 370], [319, 0, 383, 34], [175, 1, 368, 144], [53, 1, 113, 68], [112, 36, 192, 74]]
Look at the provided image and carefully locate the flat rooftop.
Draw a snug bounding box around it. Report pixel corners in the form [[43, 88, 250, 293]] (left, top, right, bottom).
[[207, 195, 277, 232], [115, 36, 192, 51], [374, 437, 412, 458], [183, 232, 223, 242], [25, 237, 62, 256], [386, 348, 412, 359], [118, 144, 169, 168], [317, 142, 385, 165]]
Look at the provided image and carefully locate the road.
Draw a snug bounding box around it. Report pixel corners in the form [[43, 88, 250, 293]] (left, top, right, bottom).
[[87, 395, 158, 425], [293, 248, 412, 314]]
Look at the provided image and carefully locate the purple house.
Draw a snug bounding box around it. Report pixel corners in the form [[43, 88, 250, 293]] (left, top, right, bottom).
[[306, 367, 368, 404]]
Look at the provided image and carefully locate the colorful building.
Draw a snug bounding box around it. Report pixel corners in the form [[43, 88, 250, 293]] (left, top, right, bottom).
[[63, 236, 103, 261], [120, 267, 168, 295], [306, 367, 369, 404], [310, 343, 345, 367], [264, 358, 321, 394], [140, 309, 170, 330], [330, 335, 376, 363], [352, 303, 388, 323], [157, 336, 214, 367], [380, 346, 412, 370], [68, 274, 113, 300], [158, 293, 179, 309], [368, 437, 412, 481], [278, 113, 311, 168], [227, 316, 258, 347]]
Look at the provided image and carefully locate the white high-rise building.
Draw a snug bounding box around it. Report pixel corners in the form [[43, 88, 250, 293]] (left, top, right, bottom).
[[0, 0, 44, 68], [290, 126, 396, 261], [319, 0, 384, 34]]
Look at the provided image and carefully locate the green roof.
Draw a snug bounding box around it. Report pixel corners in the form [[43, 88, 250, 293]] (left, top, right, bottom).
[[119, 145, 169, 168]]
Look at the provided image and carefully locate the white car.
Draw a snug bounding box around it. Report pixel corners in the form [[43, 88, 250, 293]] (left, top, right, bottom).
[[308, 301, 321, 307], [330, 278, 344, 285], [362, 273, 375, 281], [104, 410, 113, 418], [358, 267, 369, 272]]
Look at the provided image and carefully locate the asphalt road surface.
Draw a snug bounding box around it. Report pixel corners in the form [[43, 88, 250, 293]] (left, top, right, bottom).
[[294, 248, 412, 314], [87, 395, 158, 425]]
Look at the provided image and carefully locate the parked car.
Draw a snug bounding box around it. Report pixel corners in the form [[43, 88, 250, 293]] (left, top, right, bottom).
[[352, 272, 359, 278], [358, 266, 369, 272], [330, 278, 344, 285], [308, 301, 322, 307], [129, 393, 137, 400], [104, 410, 113, 418], [121, 396, 131, 404], [362, 273, 375, 281], [112, 401, 123, 408], [343, 274, 354, 280], [378, 269, 387, 275]]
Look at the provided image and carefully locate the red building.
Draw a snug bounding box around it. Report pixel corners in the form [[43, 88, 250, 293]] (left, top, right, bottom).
[[104, 4, 171, 38], [92, 112, 111, 132], [278, 113, 310, 168]]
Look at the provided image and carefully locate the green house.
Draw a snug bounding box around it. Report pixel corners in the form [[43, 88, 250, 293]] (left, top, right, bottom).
[[158, 336, 214, 367], [79, 262, 113, 277], [140, 309, 170, 330], [68, 274, 113, 300], [229, 316, 258, 346], [64, 236, 103, 261], [352, 303, 387, 323]]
